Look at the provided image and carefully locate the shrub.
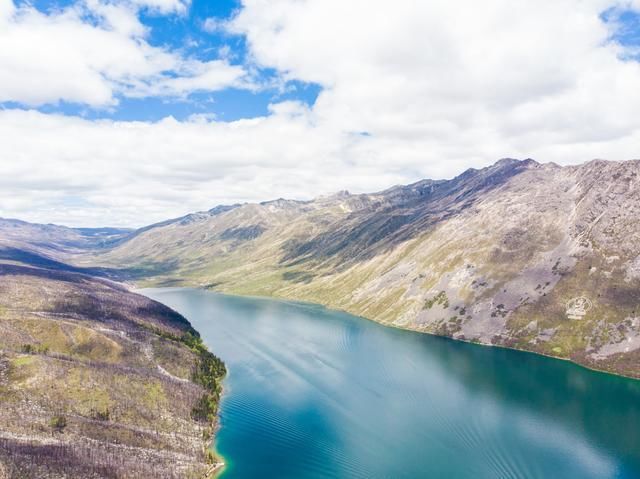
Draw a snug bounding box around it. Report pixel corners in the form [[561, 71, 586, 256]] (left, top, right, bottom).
[[21, 344, 49, 354], [49, 415, 67, 433], [191, 394, 218, 423], [93, 408, 110, 421], [205, 449, 217, 465], [181, 333, 226, 395], [424, 291, 449, 309]]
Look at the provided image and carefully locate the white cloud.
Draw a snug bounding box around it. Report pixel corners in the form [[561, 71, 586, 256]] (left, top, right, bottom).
[[230, 0, 640, 146], [136, 59, 250, 98], [2, 0, 640, 226], [0, 0, 247, 106], [131, 0, 190, 15], [202, 17, 228, 34], [0, 107, 406, 226], [2, 97, 640, 228]]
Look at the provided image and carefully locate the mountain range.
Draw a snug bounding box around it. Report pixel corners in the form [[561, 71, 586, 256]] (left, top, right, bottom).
[[3, 158, 640, 380]]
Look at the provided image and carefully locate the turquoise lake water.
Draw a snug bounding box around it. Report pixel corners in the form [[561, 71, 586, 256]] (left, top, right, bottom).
[[143, 288, 640, 479]]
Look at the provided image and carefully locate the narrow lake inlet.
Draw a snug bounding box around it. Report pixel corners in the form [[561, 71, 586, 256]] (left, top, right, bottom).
[[143, 288, 640, 479]]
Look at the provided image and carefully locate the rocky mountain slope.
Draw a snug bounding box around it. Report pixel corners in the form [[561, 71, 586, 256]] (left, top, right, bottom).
[[0, 251, 225, 478], [74, 158, 640, 378], [0, 218, 131, 253]]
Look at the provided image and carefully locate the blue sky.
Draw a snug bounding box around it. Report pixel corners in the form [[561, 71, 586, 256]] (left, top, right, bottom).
[[6, 0, 321, 121], [1, 0, 640, 227], [2, 0, 638, 123], [603, 7, 640, 60]]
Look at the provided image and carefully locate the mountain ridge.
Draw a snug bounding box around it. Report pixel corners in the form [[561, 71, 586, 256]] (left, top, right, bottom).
[[3, 157, 640, 378]]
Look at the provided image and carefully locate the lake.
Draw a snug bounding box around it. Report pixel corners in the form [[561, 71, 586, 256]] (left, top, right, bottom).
[[142, 288, 640, 479]]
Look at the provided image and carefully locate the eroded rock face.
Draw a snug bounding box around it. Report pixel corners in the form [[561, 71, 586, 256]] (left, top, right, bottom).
[[589, 317, 640, 358]]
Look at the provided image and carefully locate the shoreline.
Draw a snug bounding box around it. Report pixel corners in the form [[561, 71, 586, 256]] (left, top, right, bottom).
[[155, 284, 640, 383], [136, 284, 640, 478], [207, 384, 229, 479], [203, 418, 226, 479], [206, 461, 225, 479], [132, 286, 230, 479]]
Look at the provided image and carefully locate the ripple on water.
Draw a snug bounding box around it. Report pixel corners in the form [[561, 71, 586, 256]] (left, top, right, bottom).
[[142, 288, 640, 479]]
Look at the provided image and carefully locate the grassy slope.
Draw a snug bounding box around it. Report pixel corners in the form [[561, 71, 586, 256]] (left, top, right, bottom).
[[0, 261, 225, 479]]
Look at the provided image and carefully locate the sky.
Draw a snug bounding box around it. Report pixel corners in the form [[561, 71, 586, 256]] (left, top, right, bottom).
[[1, 0, 640, 227]]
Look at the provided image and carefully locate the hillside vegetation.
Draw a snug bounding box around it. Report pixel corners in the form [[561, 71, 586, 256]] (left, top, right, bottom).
[[0, 257, 225, 478]]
